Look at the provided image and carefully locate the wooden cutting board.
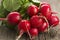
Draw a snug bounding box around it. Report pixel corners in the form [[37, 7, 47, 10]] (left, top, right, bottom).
[[0, 0, 60, 40]]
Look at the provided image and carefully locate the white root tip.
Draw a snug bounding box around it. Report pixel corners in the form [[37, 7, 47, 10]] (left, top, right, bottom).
[[16, 30, 24, 40], [16, 35, 21, 40]]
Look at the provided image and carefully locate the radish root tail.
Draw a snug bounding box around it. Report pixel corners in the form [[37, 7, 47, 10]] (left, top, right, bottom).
[[16, 30, 23, 40], [25, 22, 32, 40]]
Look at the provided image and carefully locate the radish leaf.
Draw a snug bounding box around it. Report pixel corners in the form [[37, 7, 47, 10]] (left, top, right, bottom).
[[3, 0, 22, 12]]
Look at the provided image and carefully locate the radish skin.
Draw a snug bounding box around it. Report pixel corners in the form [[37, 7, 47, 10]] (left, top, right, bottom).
[[16, 20, 32, 40]]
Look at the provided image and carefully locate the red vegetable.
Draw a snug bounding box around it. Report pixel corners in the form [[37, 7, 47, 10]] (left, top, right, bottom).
[[38, 22, 48, 32], [27, 5, 38, 16], [7, 12, 21, 25], [16, 20, 31, 40], [41, 2, 51, 9], [40, 4, 51, 20], [30, 28, 38, 36], [18, 20, 30, 32], [49, 15, 59, 26], [30, 15, 44, 28]]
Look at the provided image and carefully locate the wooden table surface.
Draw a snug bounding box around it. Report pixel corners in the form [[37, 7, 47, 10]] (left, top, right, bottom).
[[0, 0, 60, 40]]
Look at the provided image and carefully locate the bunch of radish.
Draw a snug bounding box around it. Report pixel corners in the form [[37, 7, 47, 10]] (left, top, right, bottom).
[[0, 0, 59, 40]]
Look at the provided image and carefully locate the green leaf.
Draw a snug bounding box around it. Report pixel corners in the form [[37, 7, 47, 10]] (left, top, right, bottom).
[[0, 0, 6, 18], [0, 6, 5, 18], [32, 0, 40, 3], [3, 0, 22, 12], [0, 0, 9, 18], [0, 21, 3, 26], [23, 2, 33, 8], [29, 0, 40, 6]]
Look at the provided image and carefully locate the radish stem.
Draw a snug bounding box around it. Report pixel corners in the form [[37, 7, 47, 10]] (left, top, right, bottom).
[[16, 30, 24, 40], [31, 36, 36, 40], [25, 22, 32, 40], [0, 18, 6, 21], [51, 11, 58, 14]]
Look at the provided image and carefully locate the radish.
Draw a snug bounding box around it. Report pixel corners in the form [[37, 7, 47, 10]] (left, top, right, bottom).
[[41, 2, 51, 9], [37, 15, 49, 32], [29, 28, 38, 40], [30, 28, 38, 36], [40, 4, 51, 20], [0, 12, 21, 25], [7, 12, 21, 25], [38, 22, 48, 32], [49, 15, 59, 27], [30, 15, 44, 28], [18, 20, 30, 32], [27, 5, 39, 16], [16, 20, 31, 40]]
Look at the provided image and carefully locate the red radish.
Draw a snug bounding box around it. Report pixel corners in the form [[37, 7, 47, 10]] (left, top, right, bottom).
[[40, 4, 51, 20], [38, 22, 48, 32], [7, 12, 21, 25], [49, 15, 59, 27], [16, 20, 31, 40], [29, 28, 38, 40], [30, 28, 38, 36], [41, 2, 51, 9], [0, 12, 21, 25], [30, 15, 44, 28], [18, 20, 30, 32], [27, 5, 39, 16]]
